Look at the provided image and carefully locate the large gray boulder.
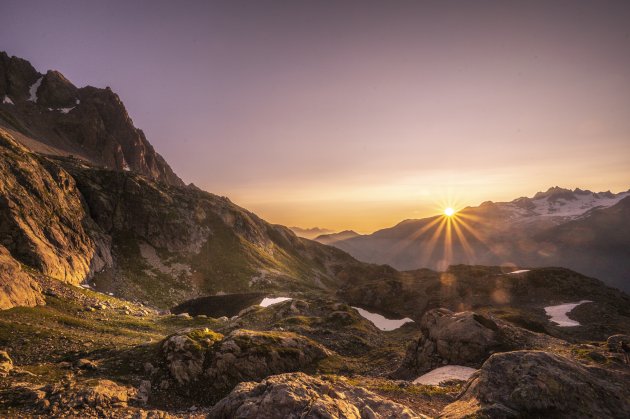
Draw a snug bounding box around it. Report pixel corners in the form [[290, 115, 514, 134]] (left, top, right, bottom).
[[208, 372, 424, 419], [395, 308, 561, 378], [396, 309, 501, 377], [152, 328, 330, 406], [441, 350, 630, 418]]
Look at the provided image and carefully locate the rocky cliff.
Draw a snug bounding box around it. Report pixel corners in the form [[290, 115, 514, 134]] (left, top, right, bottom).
[[0, 126, 360, 309], [0, 51, 183, 186], [0, 130, 111, 300]]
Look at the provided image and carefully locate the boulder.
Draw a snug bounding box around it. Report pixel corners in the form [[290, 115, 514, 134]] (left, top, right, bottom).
[[161, 328, 223, 385], [0, 350, 13, 376], [441, 350, 630, 418], [396, 309, 502, 376], [208, 372, 424, 419], [607, 334, 630, 352], [395, 308, 562, 378], [154, 328, 330, 406], [204, 329, 330, 392], [74, 358, 98, 370], [42, 379, 136, 415]]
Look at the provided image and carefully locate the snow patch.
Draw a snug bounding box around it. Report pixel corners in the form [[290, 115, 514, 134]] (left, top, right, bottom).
[[59, 107, 75, 114], [413, 365, 477, 385], [544, 300, 592, 327], [352, 306, 414, 331], [2, 95, 13, 105], [259, 297, 291, 307], [28, 77, 43, 102], [507, 269, 530, 275], [531, 192, 630, 217]]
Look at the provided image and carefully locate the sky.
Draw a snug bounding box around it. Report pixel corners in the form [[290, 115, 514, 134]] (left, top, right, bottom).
[[1, 0, 629, 233]]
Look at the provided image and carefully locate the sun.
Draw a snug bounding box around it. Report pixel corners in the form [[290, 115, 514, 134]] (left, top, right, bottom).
[[444, 207, 455, 217]]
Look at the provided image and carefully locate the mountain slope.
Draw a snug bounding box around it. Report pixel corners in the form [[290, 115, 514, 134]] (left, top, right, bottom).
[[289, 226, 335, 239], [315, 230, 361, 245], [322, 187, 630, 291], [0, 51, 183, 186], [0, 127, 366, 308]]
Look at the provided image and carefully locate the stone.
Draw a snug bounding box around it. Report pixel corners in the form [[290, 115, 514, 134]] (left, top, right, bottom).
[[0, 350, 13, 376], [607, 334, 630, 352], [395, 308, 561, 378], [441, 350, 630, 418], [75, 358, 98, 370], [154, 328, 330, 406], [208, 372, 424, 419]]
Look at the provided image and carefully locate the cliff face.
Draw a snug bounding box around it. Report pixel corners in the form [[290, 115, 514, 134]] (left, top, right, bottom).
[[0, 126, 358, 309], [0, 245, 44, 310], [0, 129, 112, 286], [0, 51, 183, 186]]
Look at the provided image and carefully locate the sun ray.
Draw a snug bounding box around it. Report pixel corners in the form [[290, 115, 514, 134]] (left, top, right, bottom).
[[451, 217, 476, 263], [419, 216, 448, 267], [381, 216, 443, 261]]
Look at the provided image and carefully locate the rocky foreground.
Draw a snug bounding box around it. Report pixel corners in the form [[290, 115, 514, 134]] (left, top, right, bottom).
[[1, 275, 629, 418]]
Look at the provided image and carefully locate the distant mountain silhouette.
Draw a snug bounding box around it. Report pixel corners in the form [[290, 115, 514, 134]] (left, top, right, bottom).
[[322, 187, 630, 291], [289, 226, 335, 239], [315, 230, 361, 245]]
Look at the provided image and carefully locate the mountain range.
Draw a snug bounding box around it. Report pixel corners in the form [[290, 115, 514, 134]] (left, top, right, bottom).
[[317, 187, 630, 291], [1, 52, 629, 418], [288, 226, 335, 240]]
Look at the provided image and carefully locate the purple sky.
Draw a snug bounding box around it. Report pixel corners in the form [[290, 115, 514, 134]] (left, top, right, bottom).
[[2, 0, 629, 232]]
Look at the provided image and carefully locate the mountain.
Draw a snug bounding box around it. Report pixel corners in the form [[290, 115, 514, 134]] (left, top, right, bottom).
[[289, 226, 335, 239], [0, 51, 183, 186], [315, 229, 361, 245], [323, 187, 630, 291], [0, 126, 371, 309], [1, 54, 629, 418]]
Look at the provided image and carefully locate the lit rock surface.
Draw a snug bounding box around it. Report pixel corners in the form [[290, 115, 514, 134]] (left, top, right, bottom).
[[0, 245, 44, 309], [441, 351, 630, 418], [154, 329, 330, 406], [0, 129, 111, 286], [208, 372, 424, 419]]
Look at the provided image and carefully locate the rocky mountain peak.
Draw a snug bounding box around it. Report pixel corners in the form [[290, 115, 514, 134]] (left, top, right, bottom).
[[37, 70, 78, 108], [0, 51, 184, 186], [532, 186, 576, 201]]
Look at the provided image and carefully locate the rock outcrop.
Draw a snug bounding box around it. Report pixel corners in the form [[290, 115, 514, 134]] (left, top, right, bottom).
[[0, 245, 44, 309], [0, 126, 361, 309], [208, 372, 423, 419], [607, 334, 630, 352], [0, 129, 111, 287], [395, 308, 562, 378], [152, 328, 330, 406], [0, 350, 13, 376], [441, 351, 630, 418], [0, 51, 183, 186]]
